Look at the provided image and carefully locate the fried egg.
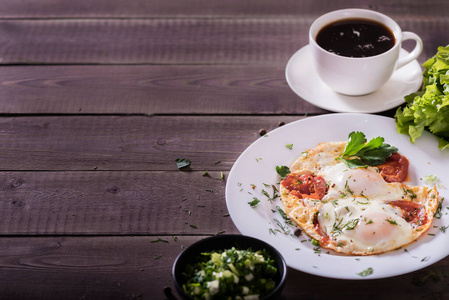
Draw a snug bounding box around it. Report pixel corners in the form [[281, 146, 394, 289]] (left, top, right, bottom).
[[280, 141, 440, 255]]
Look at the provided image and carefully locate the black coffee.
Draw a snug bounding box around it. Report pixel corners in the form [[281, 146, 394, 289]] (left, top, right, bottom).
[[316, 18, 395, 58]]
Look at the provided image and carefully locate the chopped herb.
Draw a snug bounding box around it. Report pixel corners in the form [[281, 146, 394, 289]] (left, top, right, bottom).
[[422, 174, 438, 185], [344, 179, 354, 195], [262, 189, 271, 199], [276, 206, 295, 226], [440, 225, 449, 233], [345, 218, 359, 230], [181, 247, 278, 299], [175, 158, 191, 169], [151, 237, 169, 244], [248, 197, 261, 207], [216, 230, 226, 235], [205, 189, 213, 193], [172, 236, 178, 241], [434, 198, 445, 219], [255, 158, 263, 162], [214, 161, 221, 165], [223, 213, 230, 217], [202, 171, 209, 176], [356, 200, 370, 205], [273, 218, 292, 235], [301, 151, 309, 158], [385, 218, 399, 225], [330, 199, 339, 207], [250, 184, 256, 189], [421, 256, 430, 262], [190, 225, 198, 229], [154, 255, 162, 260], [357, 267, 373, 277], [360, 192, 369, 200], [276, 165, 290, 179], [268, 228, 277, 235], [285, 144, 293, 150], [276, 206, 288, 220], [403, 188, 418, 200], [341, 131, 397, 168]]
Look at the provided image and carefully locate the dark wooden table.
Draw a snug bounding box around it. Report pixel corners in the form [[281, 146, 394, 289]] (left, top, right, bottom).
[[0, 1, 448, 299]]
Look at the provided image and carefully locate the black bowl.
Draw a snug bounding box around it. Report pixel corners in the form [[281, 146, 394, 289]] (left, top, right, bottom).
[[172, 234, 287, 300]]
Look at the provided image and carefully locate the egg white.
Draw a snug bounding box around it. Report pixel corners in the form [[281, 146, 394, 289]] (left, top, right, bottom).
[[317, 196, 414, 254]]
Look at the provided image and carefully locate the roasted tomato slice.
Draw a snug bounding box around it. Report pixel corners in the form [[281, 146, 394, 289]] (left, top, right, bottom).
[[377, 153, 409, 183], [281, 173, 327, 200], [387, 200, 428, 227]]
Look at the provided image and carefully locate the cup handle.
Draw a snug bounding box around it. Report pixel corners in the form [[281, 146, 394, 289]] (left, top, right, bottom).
[[396, 31, 423, 69]]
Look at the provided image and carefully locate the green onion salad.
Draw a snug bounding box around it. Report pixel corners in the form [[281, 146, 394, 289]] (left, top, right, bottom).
[[181, 247, 278, 300]]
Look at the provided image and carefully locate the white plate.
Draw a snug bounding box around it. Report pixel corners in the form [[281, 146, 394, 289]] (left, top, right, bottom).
[[226, 113, 449, 279], [285, 45, 423, 113]]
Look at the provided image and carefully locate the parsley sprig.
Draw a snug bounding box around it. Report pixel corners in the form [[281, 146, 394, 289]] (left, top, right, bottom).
[[276, 166, 290, 179], [341, 131, 398, 169]]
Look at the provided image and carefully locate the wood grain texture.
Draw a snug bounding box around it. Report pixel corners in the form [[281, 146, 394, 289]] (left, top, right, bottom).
[[0, 235, 447, 300], [0, 116, 304, 171], [0, 0, 447, 19], [0, 236, 205, 299], [0, 65, 325, 115], [0, 170, 236, 235], [0, 18, 445, 65], [0, 0, 379, 18]]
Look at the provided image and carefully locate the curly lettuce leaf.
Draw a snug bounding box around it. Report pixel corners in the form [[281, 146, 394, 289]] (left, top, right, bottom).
[[395, 45, 449, 150]]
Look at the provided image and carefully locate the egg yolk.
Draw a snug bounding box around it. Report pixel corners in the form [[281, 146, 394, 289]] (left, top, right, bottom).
[[355, 212, 397, 245]]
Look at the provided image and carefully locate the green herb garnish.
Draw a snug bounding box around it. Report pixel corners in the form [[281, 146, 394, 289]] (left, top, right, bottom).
[[357, 267, 373, 277], [341, 131, 397, 168], [151, 237, 169, 244], [385, 218, 399, 225], [175, 158, 191, 169], [276, 165, 290, 179], [248, 197, 261, 207]]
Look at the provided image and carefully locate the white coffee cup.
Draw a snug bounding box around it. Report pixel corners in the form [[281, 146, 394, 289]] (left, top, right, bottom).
[[309, 9, 423, 96]]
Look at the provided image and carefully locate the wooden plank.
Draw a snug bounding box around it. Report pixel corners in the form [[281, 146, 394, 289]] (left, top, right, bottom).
[[0, 0, 382, 18], [0, 235, 206, 299], [0, 235, 447, 299], [0, 0, 446, 19], [0, 116, 304, 171], [0, 18, 308, 65], [0, 170, 238, 235], [0, 18, 445, 65], [0, 65, 325, 115]]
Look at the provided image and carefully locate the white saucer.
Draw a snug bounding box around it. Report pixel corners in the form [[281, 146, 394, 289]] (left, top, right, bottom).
[[285, 45, 423, 113]]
